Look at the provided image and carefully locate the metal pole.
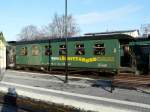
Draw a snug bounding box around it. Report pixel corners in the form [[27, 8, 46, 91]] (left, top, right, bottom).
[[64, 0, 68, 83]]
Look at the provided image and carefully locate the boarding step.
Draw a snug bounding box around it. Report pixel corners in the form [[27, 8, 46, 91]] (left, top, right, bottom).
[[119, 67, 135, 74]]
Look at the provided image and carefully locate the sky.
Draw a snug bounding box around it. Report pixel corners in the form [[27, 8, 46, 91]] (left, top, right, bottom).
[[0, 0, 150, 41]]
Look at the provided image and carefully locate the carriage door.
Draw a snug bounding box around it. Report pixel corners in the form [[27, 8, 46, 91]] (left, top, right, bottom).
[[121, 44, 131, 67], [140, 45, 150, 73]]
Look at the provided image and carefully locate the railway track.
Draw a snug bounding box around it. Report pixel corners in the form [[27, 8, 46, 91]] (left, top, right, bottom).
[[113, 75, 150, 88], [8, 69, 150, 89], [48, 70, 150, 88]]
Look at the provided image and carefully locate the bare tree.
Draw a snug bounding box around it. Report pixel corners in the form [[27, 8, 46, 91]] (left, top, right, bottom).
[[44, 13, 80, 38], [18, 25, 41, 41], [141, 24, 150, 37], [18, 14, 80, 41]]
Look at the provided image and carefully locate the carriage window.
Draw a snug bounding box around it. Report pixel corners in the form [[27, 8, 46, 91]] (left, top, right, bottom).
[[59, 44, 66, 55], [45, 45, 52, 55], [94, 43, 105, 55], [20, 47, 28, 56], [32, 45, 39, 56], [75, 44, 85, 55], [141, 46, 150, 54], [123, 45, 130, 53]]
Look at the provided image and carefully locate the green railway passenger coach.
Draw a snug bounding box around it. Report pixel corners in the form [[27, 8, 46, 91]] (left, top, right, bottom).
[[15, 34, 133, 74]]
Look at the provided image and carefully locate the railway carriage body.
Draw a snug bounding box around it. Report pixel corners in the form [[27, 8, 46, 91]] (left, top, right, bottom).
[[130, 37, 150, 74], [15, 34, 132, 74]]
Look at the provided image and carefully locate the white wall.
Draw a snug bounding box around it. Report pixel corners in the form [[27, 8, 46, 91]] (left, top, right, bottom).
[[123, 31, 139, 38], [0, 40, 6, 75]]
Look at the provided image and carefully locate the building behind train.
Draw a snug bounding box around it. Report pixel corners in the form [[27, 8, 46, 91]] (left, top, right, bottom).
[[0, 32, 6, 77]]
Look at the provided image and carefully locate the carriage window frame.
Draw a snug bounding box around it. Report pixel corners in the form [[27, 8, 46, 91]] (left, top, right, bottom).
[[59, 44, 66, 55], [20, 47, 28, 56], [141, 45, 150, 54], [75, 43, 85, 55], [32, 45, 40, 56], [45, 45, 52, 56], [94, 43, 105, 55]]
